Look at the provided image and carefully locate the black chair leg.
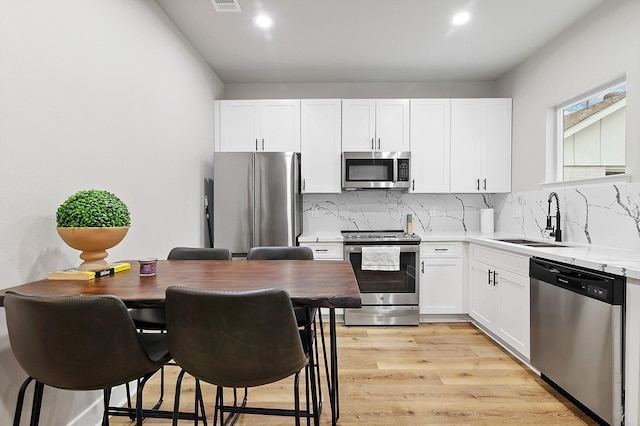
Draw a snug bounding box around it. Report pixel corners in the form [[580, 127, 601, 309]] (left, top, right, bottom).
[[232, 387, 246, 408], [304, 312, 320, 426], [13, 377, 34, 426], [135, 374, 154, 426], [304, 365, 311, 426], [294, 371, 301, 426], [194, 378, 208, 426], [213, 386, 223, 426], [155, 364, 165, 410], [124, 381, 135, 420], [30, 380, 45, 426], [172, 369, 187, 426], [102, 388, 111, 426]]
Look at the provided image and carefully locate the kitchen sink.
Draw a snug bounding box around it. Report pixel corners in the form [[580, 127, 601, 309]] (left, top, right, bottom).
[[495, 238, 567, 248]]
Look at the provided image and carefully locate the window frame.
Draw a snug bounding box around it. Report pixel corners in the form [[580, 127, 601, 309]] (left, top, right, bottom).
[[553, 78, 627, 184]]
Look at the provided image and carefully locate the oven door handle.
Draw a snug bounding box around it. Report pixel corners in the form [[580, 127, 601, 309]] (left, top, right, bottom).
[[344, 244, 420, 254]]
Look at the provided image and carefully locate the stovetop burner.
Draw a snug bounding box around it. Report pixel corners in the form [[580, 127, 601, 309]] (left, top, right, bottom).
[[341, 230, 421, 244]]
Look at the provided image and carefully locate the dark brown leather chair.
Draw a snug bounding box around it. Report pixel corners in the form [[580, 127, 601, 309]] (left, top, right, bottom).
[[129, 247, 232, 328], [247, 245, 326, 421], [246, 247, 317, 326], [246, 245, 314, 260], [127, 246, 233, 408], [166, 287, 312, 425], [4, 291, 171, 426], [167, 246, 233, 261]]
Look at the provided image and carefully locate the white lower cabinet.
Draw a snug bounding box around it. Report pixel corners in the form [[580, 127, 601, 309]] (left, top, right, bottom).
[[468, 245, 530, 359], [419, 243, 464, 315], [299, 241, 343, 260]]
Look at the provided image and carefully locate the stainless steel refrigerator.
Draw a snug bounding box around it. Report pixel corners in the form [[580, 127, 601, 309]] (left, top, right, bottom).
[[213, 152, 302, 256]]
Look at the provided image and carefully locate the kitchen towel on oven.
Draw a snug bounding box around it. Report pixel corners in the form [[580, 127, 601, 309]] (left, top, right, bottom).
[[361, 246, 401, 271]]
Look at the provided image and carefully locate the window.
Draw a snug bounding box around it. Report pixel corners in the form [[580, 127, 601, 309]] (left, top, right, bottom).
[[557, 81, 627, 182]]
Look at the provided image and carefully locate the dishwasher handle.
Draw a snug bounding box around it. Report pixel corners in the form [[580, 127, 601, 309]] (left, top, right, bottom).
[[530, 257, 625, 305]]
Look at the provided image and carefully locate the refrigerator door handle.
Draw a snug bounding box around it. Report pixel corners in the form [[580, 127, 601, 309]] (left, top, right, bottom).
[[249, 153, 256, 248]]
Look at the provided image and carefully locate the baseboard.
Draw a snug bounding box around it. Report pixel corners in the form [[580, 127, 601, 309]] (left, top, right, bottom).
[[469, 319, 536, 372], [419, 313, 470, 323]]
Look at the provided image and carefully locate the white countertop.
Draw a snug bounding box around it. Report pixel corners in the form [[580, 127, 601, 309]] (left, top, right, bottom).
[[300, 231, 640, 280], [299, 233, 344, 243], [468, 233, 640, 281]]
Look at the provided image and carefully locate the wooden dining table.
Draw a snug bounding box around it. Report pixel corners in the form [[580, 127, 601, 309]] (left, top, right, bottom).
[[0, 259, 361, 426]]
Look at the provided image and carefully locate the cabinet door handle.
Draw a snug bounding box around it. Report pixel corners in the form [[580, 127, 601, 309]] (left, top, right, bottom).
[[315, 249, 329, 252], [377, 138, 381, 150], [488, 270, 492, 285], [477, 179, 480, 191], [412, 179, 415, 191], [255, 139, 258, 150], [483, 178, 487, 191], [493, 271, 498, 286], [434, 248, 449, 252], [262, 138, 265, 150], [421, 261, 424, 273], [302, 179, 306, 191], [371, 138, 374, 150]]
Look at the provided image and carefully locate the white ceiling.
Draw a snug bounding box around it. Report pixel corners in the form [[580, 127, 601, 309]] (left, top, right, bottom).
[[155, 0, 607, 84]]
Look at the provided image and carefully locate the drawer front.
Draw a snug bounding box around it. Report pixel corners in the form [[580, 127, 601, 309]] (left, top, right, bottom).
[[421, 242, 462, 257], [470, 244, 529, 277], [300, 242, 343, 260]]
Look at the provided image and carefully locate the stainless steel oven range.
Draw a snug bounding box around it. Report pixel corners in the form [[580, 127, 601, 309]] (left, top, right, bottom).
[[342, 230, 421, 325]]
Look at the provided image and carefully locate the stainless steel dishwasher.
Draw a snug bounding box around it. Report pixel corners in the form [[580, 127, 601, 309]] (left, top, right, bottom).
[[530, 257, 625, 426]]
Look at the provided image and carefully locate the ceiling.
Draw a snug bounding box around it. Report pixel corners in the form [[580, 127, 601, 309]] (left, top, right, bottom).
[[155, 0, 607, 85]]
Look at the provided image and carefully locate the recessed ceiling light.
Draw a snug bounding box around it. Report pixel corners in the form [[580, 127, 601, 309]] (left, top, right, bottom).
[[254, 15, 272, 29], [451, 11, 471, 26]]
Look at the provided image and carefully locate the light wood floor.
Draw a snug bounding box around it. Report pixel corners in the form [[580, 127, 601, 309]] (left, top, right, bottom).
[[112, 322, 597, 425]]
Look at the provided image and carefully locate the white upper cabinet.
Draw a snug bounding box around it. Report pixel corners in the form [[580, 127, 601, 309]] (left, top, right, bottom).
[[216, 100, 301, 152], [342, 99, 409, 152], [450, 98, 512, 193], [375, 99, 410, 151], [409, 99, 451, 193], [260, 100, 301, 151], [341, 99, 375, 151], [300, 99, 342, 193]]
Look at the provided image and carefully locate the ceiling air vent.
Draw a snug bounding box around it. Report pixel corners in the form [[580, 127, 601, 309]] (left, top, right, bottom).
[[210, 0, 241, 12]]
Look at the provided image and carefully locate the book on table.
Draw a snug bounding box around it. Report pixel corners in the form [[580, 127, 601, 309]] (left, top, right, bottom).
[[48, 262, 131, 280]]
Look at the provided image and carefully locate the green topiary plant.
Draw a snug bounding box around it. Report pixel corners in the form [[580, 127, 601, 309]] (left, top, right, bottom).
[[56, 189, 131, 228]]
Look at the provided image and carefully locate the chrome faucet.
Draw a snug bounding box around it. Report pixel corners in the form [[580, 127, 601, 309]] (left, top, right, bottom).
[[546, 192, 562, 242]]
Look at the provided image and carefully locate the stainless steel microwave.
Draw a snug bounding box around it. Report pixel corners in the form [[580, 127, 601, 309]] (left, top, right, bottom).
[[342, 151, 411, 190]]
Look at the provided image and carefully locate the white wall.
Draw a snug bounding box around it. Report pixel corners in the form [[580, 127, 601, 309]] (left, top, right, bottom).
[[0, 0, 223, 424], [223, 81, 495, 100], [495, 0, 640, 191]]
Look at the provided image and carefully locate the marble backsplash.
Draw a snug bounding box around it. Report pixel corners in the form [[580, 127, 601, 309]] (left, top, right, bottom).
[[303, 181, 640, 252], [303, 191, 493, 235], [494, 181, 640, 252]]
